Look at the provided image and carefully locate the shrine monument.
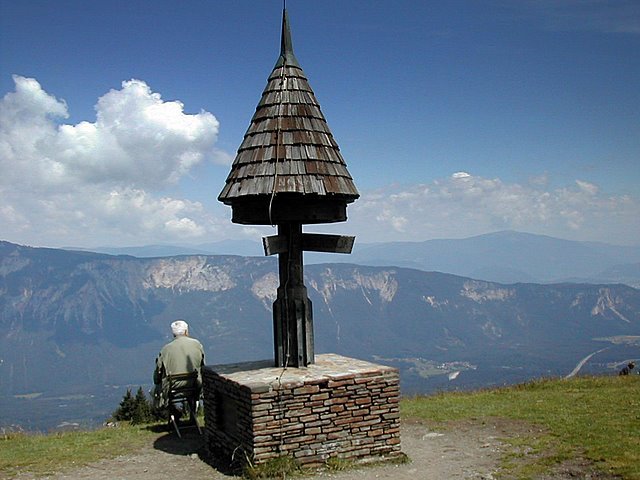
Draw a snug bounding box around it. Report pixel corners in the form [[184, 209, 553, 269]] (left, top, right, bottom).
[[203, 9, 401, 467]]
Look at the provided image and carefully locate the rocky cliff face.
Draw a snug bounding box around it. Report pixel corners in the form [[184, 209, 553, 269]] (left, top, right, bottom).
[[1, 240, 639, 399]]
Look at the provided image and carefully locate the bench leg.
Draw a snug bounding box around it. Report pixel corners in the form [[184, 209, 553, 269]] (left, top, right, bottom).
[[170, 413, 182, 438], [187, 399, 202, 435]]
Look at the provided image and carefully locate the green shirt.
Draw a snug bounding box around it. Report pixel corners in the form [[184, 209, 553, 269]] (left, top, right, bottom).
[[153, 335, 205, 406]]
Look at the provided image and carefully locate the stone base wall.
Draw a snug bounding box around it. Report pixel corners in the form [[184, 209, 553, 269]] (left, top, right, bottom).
[[202, 354, 401, 466]]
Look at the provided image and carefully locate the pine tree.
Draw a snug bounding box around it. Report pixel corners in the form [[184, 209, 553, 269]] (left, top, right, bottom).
[[112, 388, 136, 421], [132, 387, 152, 424]]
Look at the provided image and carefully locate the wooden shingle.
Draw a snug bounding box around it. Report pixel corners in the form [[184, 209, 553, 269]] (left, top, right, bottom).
[[218, 9, 359, 224]]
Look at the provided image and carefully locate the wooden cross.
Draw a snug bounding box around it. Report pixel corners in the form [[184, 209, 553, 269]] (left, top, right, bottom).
[[263, 224, 355, 367]]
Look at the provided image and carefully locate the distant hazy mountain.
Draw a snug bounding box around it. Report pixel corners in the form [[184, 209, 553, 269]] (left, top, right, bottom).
[[594, 263, 640, 287], [2, 239, 639, 419], [314, 231, 640, 287], [72, 231, 640, 287], [70, 239, 264, 258]]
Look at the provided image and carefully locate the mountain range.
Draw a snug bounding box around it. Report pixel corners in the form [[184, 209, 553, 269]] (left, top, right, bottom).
[[76, 231, 640, 287], [1, 237, 639, 430]]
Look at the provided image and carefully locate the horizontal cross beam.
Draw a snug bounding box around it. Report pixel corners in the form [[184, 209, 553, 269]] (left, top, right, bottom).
[[263, 233, 355, 256]]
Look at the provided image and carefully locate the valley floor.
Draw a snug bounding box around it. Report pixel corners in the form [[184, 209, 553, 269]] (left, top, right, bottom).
[[11, 420, 614, 480]]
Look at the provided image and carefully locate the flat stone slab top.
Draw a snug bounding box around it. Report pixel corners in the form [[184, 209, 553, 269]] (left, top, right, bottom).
[[208, 353, 397, 390]]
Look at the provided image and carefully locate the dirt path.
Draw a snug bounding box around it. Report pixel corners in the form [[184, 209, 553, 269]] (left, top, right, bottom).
[[14, 420, 613, 480]]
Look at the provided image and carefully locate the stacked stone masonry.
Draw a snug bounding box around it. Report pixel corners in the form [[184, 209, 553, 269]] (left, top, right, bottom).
[[203, 354, 401, 466]]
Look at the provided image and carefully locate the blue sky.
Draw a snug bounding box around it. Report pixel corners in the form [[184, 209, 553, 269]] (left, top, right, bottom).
[[1, 0, 639, 248]]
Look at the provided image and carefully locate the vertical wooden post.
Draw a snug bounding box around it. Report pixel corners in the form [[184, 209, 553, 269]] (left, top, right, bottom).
[[273, 222, 314, 367]]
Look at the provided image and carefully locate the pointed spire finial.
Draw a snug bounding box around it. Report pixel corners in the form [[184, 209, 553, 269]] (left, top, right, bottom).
[[275, 9, 300, 68]]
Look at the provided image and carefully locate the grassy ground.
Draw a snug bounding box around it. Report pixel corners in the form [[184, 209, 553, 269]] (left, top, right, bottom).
[[0, 423, 161, 478], [2, 375, 638, 479], [402, 375, 640, 479]]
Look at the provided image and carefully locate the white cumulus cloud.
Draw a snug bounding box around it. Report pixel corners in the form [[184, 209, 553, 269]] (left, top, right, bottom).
[[345, 172, 640, 245], [575, 180, 599, 195], [0, 75, 230, 247]]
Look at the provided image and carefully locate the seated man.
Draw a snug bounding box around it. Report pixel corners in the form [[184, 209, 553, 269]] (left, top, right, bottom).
[[153, 319, 205, 414]]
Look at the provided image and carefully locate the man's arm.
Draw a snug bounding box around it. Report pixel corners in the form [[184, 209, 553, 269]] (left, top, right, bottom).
[[153, 354, 164, 385]]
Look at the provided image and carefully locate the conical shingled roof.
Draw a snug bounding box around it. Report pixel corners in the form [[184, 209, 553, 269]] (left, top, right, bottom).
[[218, 10, 359, 225]]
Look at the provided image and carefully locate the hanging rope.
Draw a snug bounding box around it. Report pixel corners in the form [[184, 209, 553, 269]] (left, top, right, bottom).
[[268, 35, 288, 227]]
